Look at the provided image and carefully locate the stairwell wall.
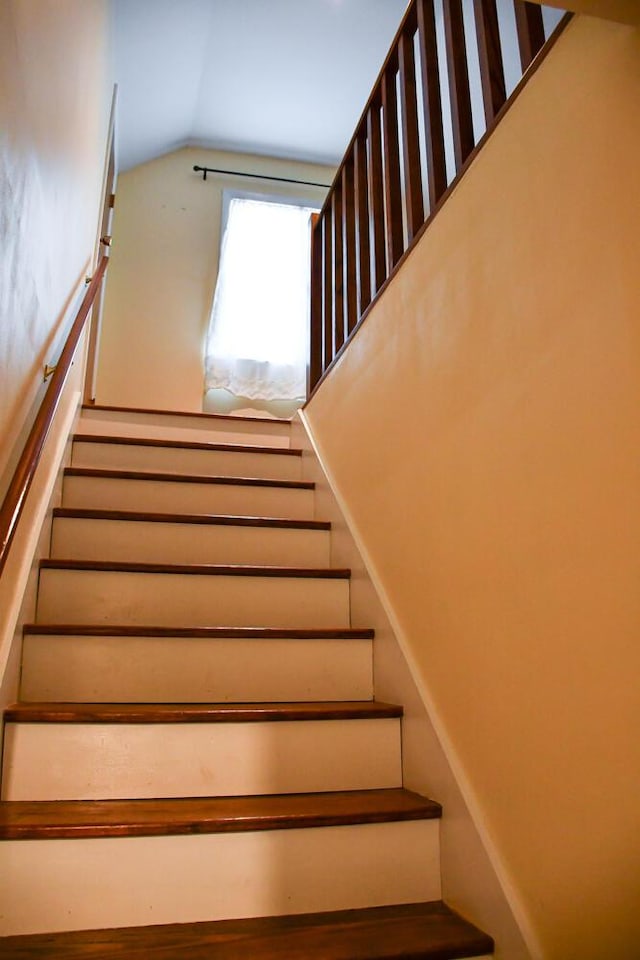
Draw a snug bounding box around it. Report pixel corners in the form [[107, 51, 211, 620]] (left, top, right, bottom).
[[303, 15, 640, 960], [0, 0, 111, 491], [531, 0, 640, 26], [0, 0, 112, 745]]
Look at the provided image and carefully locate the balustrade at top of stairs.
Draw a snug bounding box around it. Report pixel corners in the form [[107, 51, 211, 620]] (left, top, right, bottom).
[[309, 0, 572, 395], [0, 404, 494, 959]]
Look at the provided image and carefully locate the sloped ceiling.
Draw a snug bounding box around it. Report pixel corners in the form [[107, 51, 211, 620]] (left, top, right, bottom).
[[111, 0, 409, 171]]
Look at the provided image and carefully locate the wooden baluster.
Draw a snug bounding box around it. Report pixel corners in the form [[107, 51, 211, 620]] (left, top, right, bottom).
[[416, 0, 447, 210], [354, 129, 371, 317], [381, 61, 404, 270], [342, 158, 358, 336], [474, 0, 506, 125], [513, 0, 545, 71], [443, 0, 474, 172], [367, 100, 387, 294], [323, 204, 333, 370], [398, 27, 424, 242], [309, 213, 323, 392], [332, 181, 345, 353]]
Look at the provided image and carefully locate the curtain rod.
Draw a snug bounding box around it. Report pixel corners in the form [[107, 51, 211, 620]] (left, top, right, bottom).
[[193, 165, 330, 189]]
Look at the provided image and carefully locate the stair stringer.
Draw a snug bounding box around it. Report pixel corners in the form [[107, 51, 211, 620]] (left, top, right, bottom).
[[293, 411, 532, 960]]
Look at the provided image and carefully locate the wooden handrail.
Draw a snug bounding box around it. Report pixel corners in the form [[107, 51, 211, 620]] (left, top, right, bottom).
[[0, 255, 109, 576], [309, 1, 572, 396]]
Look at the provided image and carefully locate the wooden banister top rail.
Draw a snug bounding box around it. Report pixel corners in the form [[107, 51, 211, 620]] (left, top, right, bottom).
[[308, 1, 573, 397], [0, 255, 109, 576]]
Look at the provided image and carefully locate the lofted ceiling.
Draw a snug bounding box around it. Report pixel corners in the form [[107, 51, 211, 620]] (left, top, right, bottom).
[[110, 0, 409, 172]]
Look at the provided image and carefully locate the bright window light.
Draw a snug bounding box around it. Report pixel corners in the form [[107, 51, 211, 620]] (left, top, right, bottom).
[[204, 197, 317, 401]]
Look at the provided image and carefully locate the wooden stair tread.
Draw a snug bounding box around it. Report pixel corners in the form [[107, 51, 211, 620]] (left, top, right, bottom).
[[22, 624, 374, 639], [0, 788, 439, 840], [40, 559, 350, 578], [52, 508, 330, 530], [81, 403, 292, 425], [0, 901, 493, 958], [64, 467, 314, 489], [73, 433, 302, 457], [5, 700, 402, 723]]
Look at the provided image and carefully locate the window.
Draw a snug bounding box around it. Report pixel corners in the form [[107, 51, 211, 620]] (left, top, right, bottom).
[[204, 195, 318, 402]]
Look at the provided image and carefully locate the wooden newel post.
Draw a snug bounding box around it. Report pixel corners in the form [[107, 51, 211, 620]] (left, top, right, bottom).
[[309, 212, 323, 395]]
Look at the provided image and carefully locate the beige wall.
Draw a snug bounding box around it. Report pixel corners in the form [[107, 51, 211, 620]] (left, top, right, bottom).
[[95, 147, 334, 412], [0, 0, 110, 757], [0, 0, 110, 489], [533, 0, 640, 26], [305, 16, 640, 960]]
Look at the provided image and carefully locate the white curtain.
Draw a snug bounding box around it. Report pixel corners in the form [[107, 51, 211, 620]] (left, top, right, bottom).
[[204, 197, 316, 401]]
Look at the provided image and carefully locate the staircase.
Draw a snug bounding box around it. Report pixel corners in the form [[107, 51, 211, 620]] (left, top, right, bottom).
[[0, 405, 493, 958]]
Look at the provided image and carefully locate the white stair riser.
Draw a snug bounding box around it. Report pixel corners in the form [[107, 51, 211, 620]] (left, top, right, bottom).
[[0, 820, 440, 936], [36, 569, 350, 628], [2, 719, 401, 800], [77, 411, 291, 448], [20, 635, 373, 702], [62, 474, 314, 520], [71, 441, 301, 481], [51, 518, 330, 567]]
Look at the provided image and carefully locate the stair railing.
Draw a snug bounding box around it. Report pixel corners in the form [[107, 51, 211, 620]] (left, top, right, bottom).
[[0, 256, 109, 576], [309, 0, 571, 394]]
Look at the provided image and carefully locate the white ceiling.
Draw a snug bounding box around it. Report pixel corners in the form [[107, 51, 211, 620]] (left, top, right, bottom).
[[110, 0, 409, 172]]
